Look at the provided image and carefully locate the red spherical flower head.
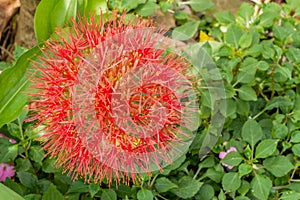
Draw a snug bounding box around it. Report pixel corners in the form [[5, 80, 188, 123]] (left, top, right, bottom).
[[29, 12, 199, 186]]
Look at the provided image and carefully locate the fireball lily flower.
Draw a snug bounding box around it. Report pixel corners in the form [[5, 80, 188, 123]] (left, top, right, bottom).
[[29, 12, 197, 186], [0, 163, 16, 182], [219, 147, 237, 169]]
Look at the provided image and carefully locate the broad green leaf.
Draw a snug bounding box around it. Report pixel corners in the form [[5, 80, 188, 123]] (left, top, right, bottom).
[[290, 131, 300, 143], [0, 145, 18, 163], [187, 0, 214, 12], [292, 144, 300, 157], [155, 177, 178, 193], [225, 24, 244, 49], [222, 151, 243, 167], [263, 156, 294, 177], [89, 184, 100, 198], [17, 172, 38, 189], [238, 164, 252, 177], [85, 0, 108, 15], [272, 122, 288, 139], [238, 3, 254, 25], [266, 96, 293, 111], [273, 25, 289, 43], [257, 61, 269, 71], [42, 184, 64, 200], [0, 183, 24, 200], [237, 85, 257, 101], [42, 158, 59, 173], [251, 174, 272, 200], [238, 180, 251, 196], [286, 47, 300, 64], [0, 47, 40, 128], [281, 191, 300, 200], [34, 0, 59, 42], [171, 176, 203, 199], [214, 11, 235, 24], [236, 57, 257, 84], [29, 145, 45, 164], [222, 172, 241, 192], [259, 3, 281, 27], [50, 0, 77, 31], [239, 32, 253, 49], [206, 168, 223, 183], [216, 45, 234, 57], [136, 1, 159, 17], [115, 184, 132, 199], [137, 189, 153, 200], [172, 21, 200, 41], [196, 184, 214, 200], [241, 119, 262, 149], [67, 181, 89, 193], [7, 122, 21, 139], [101, 189, 117, 200], [255, 139, 278, 159]]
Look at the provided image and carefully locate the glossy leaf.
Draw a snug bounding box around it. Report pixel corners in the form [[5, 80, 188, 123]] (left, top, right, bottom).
[[0, 46, 40, 128]]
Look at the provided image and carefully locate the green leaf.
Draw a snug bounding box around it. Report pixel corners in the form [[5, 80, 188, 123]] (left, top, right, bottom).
[[155, 177, 178, 193], [29, 145, 45, 164], [42, 184, 64, 200], [251, 174, 272, 200], [238, 164, 252, 177], [85, 0, 107, 15], [239, 32, 253, 49], [67, 181, 89, 193], [241, 119, 262, 149], [187, 0, 214, 12], [281, 190, 300, 200], [136, 1, 159, 17], [7, 122, 21, 139], [42, 157, 59, 173], [101, 189, 117, 200], [0, 145, 18, 163], [89, 184, 100, 198], [263, 156, 294, 177], [0, 47, 40, 128], [196, 184, 214, 200], [273, 25, 289, 43], [50, 0, 77, 31], [206, 168, 223, 183], [290, 131, 300, 143], [137, 189, 153, 200], [238, 3, 254, 25], [259, 3, 281, 27], [17, 172, 38, 189], [286, 47, 300, 64], [255, 139, 278, 159], [225, 24, 244, 49], [238, 180, 251, 196], [257, 61, 269, 71], [115, 184, 132, 199], [214, 11, 235, 24], [272, 122, 288, 139], [172, 21, 200, 41], [222, 151, 243, 167], [237, 85, 257, 101], [34, 0, 59, 42], [0, 183, 24, 200], [292, 144, 300, 157], [236, 57, 257, 84], [171, 176, 203, 199], [222, 172, 241, 192]]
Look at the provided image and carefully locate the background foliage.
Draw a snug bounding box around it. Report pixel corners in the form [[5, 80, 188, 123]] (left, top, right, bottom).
[[0, 0, 300, 199]]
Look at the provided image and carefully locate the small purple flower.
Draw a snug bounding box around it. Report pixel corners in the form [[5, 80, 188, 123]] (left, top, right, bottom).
[[219, 147, 237, 169], [0, 163, 16, 182], [0, 133, 16, 144]]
